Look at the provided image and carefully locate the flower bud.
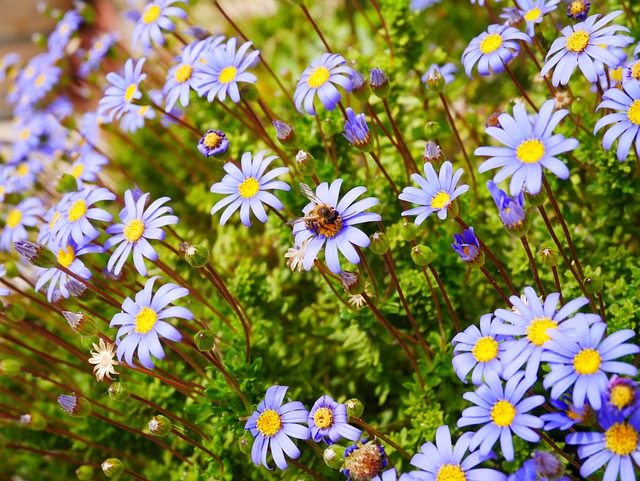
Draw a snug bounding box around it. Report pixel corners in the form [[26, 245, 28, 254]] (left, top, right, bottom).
[[324, 445, 346, 469], [179, 242, 209, 268], [369, 232, 389, 255], [13, 240, 57, 268], [345, 398, 364, 418], [108, 382, 131, 403], [423, 121, 441, 140], [452, 228, 485, 269], [422, 141, 445, 168], [63, 311, 98, 336], [401, 221, 418, 242], [295, 150, 316, 176], [273, 120, 298, 148], [81, 335, 99, 350], [0, 359, 21, 377], [369, 68, 390, 99], [539, 247, 558, 267], [524, 182, 547, 207], [57, 173, 78, 193], [343, 439, 387, 481], [350, 69, 370, 102], [486, 112, 501, 128], [532, 451, 565, 480], [102, 458, 124, 478], [323, 117, 343, 136], [6, 303, 25, 322], [411, 245, 435, 266], [76, 465, 94, 481], [239, 83, 259, 102], [571, 96, 587, 115], [584, 275, 603, 294], [447, 199, 460, 219], [194, 330, 215, 351], [425, 68, 445, 93], [20, 412, 47, 431], [65, 279, 97, 300], [197, 129, 230, 161], [58, 393, 91, 418], [148, 415, 172, 437], [340, 271, 366, 295], [238, 431, 253, 454]]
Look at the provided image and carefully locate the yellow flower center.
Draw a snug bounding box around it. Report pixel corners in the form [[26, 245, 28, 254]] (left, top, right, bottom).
[[610, 67, 622, 82], [516, 139, 546, 163], [17, 164, 29, 176], [567, 407, 584, 421], [631, 61, 640, 80], [218, 66, 237, 84], [134, 307, 158, 334], [137, 105, 150, 117], [19, 128, 30, 141], [238, 177, 260, 198], [472, 336, 499, 363], [573, 348, 601, 375], [6, 209, 23, 229], [605, 423, 638, 456], [313, 407, 334, 429], [174, 64, 193, 83], [256, 409, 282, 437], [94, 40, 104, 51], [491, 400, 516, 427], [479, 33, 503, 55], [24, 66, 35, 78], [307, 66, 331, 89], [123, 219, 145, 242], [35, 74, 46, 87], [566, 30, 590, 53], [431, 191, 451, 209], [71, 163, 85, 179], [60, 24, 70, 35], [49, 211, 60, 231], [124, 83, 137, 103], [204, 132, 222, 148], [524, 8, 541, 21], [610, 384, 635, 410], [68, 199, 87, 222], [569, 1, 586, 16], [628, 100, 640, 125], [436, 464, 467, 481], [143, 4, 161, 24], [526, 317, 557, 346], [57, 244, 75, 268]]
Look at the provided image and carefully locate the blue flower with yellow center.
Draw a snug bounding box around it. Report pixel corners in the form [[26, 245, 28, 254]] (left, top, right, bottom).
[[244, 385, 310, 470], [110, 276, 191, 369], [68, 150, 108, 189], [47, 9, 83, 56], [294, 53, 353, 116], [79, 32, 119, 78], [509, 457, 569, 481], [132, 0, 187, 52], [601, 376, 640, 421], [308, 395, 362, 445], [458, 370, 545, 461], [1, 198, 43, 252], [594, 81, 640, 162], [98, 58, 147, 121], [540, 396, 593, 431]]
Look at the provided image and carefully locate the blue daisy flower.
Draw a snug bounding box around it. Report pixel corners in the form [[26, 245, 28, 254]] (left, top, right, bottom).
[[104, 190, 178, 277], [292, 179, 381, 274], [308, 395, 362, 445], [540, 396, 593, 431], [35, 240, 102, 302], [487, 180, 526, 231], [461, 24, 531, 79], [194, 37, 259, 104], [541, 319, 639, 410], [622, 58, 640, 86], [566, 407, 640, 481], [476, 99, 578, 196], [410, 424, 507, 481], [119, 104, 156, 133], [509, 457, 569, 481], [421, 63, 457, 85], [210, 151, 289, 227], [492, 286, 591, 379], [69, 150, 109, 189], [244, 385, 310, 470], [79, 32, 119, 78], [0, 53, 20, 83], [400, 160, 469, 223], [37, 198, 69, 247], [198, 129, 230, 158], [1, 198, 43, 252], [294, 53, 354, 115], [452, 313, 511, 385], [110, 276, 191, 369], [47, 9, 83, 55], [343, 107, 371, 150], [515, 0, 560, 37], [566, 0, 590, 20], [540, 11, 631, 86], [594, 81, 640, 162], [458, 370, 545, 461], [132, 0, 187, 52], [98, 58, 147, 121], [601, 376, 640, 421]]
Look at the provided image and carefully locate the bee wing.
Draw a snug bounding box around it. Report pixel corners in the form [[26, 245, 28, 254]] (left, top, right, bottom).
[[299, 183, 324, 205], [285, 217, 307, 227]]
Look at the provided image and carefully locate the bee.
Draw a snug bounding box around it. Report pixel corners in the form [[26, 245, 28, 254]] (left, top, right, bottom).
[[286, 183, 343, 237]]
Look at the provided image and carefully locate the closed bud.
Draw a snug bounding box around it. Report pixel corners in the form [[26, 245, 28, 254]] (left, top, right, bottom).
[[343, 439, 387, 481], [369, 232, 389, 255], [447, 199, 460, 218], [323, 117, 342, 136], [102, 458, 124, 478], [6, 303, 25, 322], [571, 97, 587, 115], [524, 183, 547, 207], [350, 69, 370, 102], [13, 241, 57, 268], [401, 221, 418, 242], [324, 445, 346, 469], [411, 245, 435, 266], [108, 382, 131, 402], [340, 271, 366, 295], [426, 68, 445, 92], [0, 359, 20, 377], [539, 247, 558, 267], [273, 120, 298, 148], [239, 83, 259, 102], [58, 393, 91, 418], [423, 121, 441, 140], [295, 150, 316, 176], [63, 311, 98, 336], [239, 431, 253, 454], [345, 398, 364, 418], [422, 141, 445, 168], [182, 471, 201, 481], [57, 173, 78, 193], [584, 275, 603, 294], [179, 242, 209, 268], [194, 330, 215, 351], [4, 262, 20, 278], [81, 335, 99, 350], [533, 451, 565, 480], [76, 465, 94, 481], [65, 279, 97, 300], [369, 68, 390, 99], [20, 412, 47, 431], [148, 415, 172, 437]]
